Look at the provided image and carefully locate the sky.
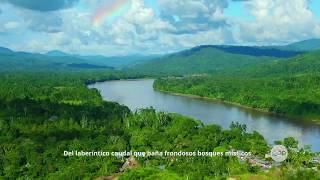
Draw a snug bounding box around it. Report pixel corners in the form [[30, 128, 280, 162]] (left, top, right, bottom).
[[0, 0, 320, 56]]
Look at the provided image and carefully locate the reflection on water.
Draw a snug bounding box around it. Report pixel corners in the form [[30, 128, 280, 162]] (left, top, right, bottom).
[[88, 79, 320, 152]]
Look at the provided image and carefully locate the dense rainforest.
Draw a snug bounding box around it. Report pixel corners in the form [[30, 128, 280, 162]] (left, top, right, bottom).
[[0, 70, 319, 179], [153, 50, 320, 121], [154, 74, 320, 121]]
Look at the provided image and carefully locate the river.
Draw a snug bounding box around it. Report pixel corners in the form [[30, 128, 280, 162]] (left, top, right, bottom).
[[88, 79, 320, 151]]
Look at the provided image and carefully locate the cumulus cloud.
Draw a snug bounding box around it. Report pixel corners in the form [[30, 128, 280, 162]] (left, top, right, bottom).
[[4, 21, 20, 29], [26, 12, 63, 33], [82, 0, 176, 53], [158, 0, 230, 34], [0, 0, 319, 55], [1, 0, 79, 11], [234, 0, 320, 44]]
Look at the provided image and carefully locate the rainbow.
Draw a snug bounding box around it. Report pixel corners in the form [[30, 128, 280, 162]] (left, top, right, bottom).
[[91, 0, 132, 27]]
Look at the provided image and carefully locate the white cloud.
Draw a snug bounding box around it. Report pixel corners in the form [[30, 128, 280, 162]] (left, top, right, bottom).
[[234, 0, 320, 44], [158, 0, 229, 34], [92, 0, 176, 54], [0, 0, 320, 55], [4, 21, 20, 29]]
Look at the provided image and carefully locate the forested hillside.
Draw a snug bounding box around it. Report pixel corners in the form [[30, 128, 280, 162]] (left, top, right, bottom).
[[130, 47, 277, 76], [280, 39, 320, 52], [194, 45, 302, 57], [234, 50, 320, 77], [130, 39, 320, 77], [154, 74, 320, 120], [154, 50, 320, 120], [45, 50, 160, 68]]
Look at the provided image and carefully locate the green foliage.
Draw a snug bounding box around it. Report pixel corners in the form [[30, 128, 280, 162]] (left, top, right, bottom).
[[0, 71, 143, 104], [154, 73, 320, 120], [0, 99, 130, 179], [121, 108, 272, 179], [280, 38, 320, 52], [119, 168, 183, 180], [141, 49, 320, 120], [0, 68, 276, 179], [0, 55, 319, 179], [0, 98, 271, 179], [238, 50, 320, 77], [0, 71, 273, 179]]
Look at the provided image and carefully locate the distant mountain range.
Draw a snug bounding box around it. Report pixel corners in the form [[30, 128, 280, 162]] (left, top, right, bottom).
[[44, 50, 161, 68], [45, 50, 70, 57], [0, 48, 160, 71], [0, 39, 319, 72], [0, 47, 13, 54], [0, 50, 113, 71], [280, 39, 320, 51], [237, 49, 320, 77], [130, 39, 320, 76], [129, 47, 278, 76]]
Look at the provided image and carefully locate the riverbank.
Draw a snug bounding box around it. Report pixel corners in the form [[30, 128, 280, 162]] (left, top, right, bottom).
[[87, 77, 319, 124], [89, 79, 320, 151], [88, 77, 320, 124], [154, 88, 320, 125]]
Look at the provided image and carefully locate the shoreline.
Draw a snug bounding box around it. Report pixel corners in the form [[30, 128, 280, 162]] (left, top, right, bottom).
[[87, 78, 320, 125], [154, 88, 320, 125]]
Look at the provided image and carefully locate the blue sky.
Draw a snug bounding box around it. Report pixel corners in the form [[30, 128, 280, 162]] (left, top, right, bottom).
[[225, 0, 255, 21], [0, 0, 320, 55], [225, 0, 320, 21], [310, 0, 320, 17]]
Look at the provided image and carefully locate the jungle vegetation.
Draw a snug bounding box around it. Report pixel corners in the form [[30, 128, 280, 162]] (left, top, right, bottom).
[[0, 71, 319, 179], [153, 50, 320, 121]]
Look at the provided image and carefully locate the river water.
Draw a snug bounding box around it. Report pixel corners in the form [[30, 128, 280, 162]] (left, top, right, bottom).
[[88, 79, 320, 151]]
